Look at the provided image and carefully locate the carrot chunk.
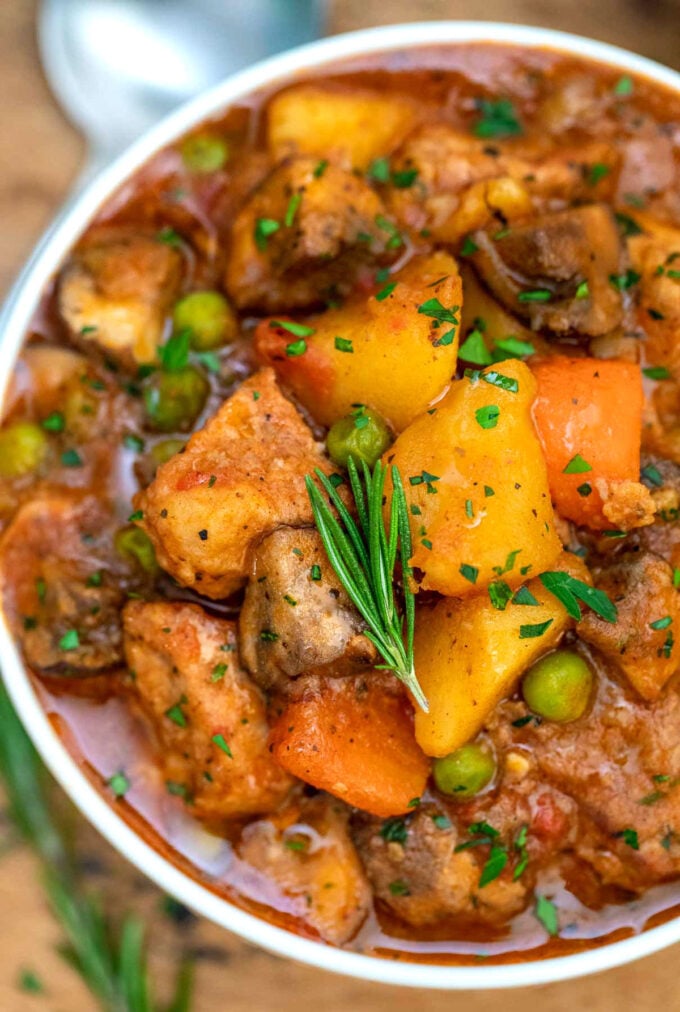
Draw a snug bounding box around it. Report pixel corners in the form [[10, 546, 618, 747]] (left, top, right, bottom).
[[268, 679, 429, 818], [531, 356, 643, 529]]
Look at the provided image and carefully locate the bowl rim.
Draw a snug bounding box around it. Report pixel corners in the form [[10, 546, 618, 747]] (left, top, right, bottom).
[[2, 18, 680, 991]]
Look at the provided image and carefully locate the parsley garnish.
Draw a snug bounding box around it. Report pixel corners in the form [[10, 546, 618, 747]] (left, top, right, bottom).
[[58, 629, 80, 651], [473, 98, 522, 138], [534, 895, 559, 936], [459, 329, 492, 365], [212, 733, 232, 757], [539, 570, 617, 623], [334, 336, 353, 353], [270, 319, 315, 338], [518, 289, 552, 303], [254, 217, 280, 250], [459, 563, 479, 584], [380, 817, 408, 844], [159, 329, 190, 372], [609, 270, 641, 291], [519, 619, 554, 639], [475, 404, 500, 429], [563, 453, 592, 474]]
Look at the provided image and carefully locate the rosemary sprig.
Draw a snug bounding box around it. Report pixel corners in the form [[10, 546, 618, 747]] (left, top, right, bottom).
[[0, 684, 193, 1011], [305, 459, 428, 711]]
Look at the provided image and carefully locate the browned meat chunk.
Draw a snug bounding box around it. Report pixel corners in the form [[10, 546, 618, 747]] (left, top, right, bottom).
[[122, 600, 293, 821], [0, 494, 145, 674], [629, 218, 680, 379], [471, 205, 624, 337], [58, 228, 183, 367], [239, 526, 376, 691], [518, 684, 680, 891], [225, 156, 394, 312], [237, 792, 371, 944], [353, 804, 528, 928], [387, 123, 619, 242], [136, 369, 333, 599], [579, 551, 680, 700]]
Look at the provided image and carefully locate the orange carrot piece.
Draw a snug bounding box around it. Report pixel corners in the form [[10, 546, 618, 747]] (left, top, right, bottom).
[[531, 356, 643, 529], [268, 679, 429, 818]]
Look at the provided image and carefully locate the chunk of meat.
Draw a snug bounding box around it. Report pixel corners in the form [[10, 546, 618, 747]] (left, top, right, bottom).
[[58, 228, 183, 366], [471, 205, 624, 337], [267, 84, 416, 170], [387, 124, 619, 241], [629, 216, 680, 379], [225, 157, 393, 312], [0, 494, 145, 674], [240, 526, 376, 692], [122, 600, 292, 821], [353, 805, 527, 928], [237, 792, 371, 944], [579, 551, 680, 700], [136, 369, 333, 599], [518, 680, 680, 891]]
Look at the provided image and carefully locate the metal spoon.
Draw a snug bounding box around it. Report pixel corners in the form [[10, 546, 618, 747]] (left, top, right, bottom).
[[39, 0, 326, 178]]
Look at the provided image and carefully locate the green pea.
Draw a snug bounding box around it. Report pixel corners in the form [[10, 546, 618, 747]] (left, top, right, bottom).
[[0, 422, 48, 479], [172, 290, 237, 350], [522, 649, 593, 722], [327, 408, 392, 469], [114, 527, 158, 575], [151, 438, 186, 466], [180, 133, 228, 173], [432, 743, 496, 799], [144, 367, 209, 432]]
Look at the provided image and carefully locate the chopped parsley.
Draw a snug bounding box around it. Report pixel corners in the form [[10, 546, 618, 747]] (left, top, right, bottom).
[[563, 453, 592, 474], [376, 282, 397, 302], [534, 895, 559, 936], [650, 615, 672, 631], [254, 217, 280, 250], [459, 563, 479, 584], [488, 580, 513, 611], [380, 817, 408, 844], [212, 733, 232, 757], [41, 411, 65, 432], [165, 697, 188, 727], [458, 329, 491, 365], [285, 339, 307, 357], [615, 827, 640, 850], [539, 570, 617, 623], [519, 619, 554, 639], [270, 319, 315, 338], [334, 336, 353, 353], [58, 629, 80, 651], [107, 771, 130, 797], [518, 289, 551, 303], [475, 404, 500, 429], [609, 269, 641, 291], [159, 329, 190, 372], [643, 366, 671, 380], [494, 336, 535, 358], [284, 192, 302, 228], [473, 98, 522, 139], [61, 449, 83, 468]]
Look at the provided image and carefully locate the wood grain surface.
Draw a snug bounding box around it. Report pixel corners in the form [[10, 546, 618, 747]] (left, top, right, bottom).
[[2, 1, 680, 1008]]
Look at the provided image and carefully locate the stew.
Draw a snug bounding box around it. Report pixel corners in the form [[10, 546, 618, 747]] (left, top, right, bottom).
[[3, 42, 680, 964]]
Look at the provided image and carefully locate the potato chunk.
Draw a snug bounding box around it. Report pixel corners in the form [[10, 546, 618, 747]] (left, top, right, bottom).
[[122, 600, 293, 820], [225, 156, 392, 312], [385, 359, 561, 596], [238, 793, 371, 944], [267, 85, 416, 170], [255, 252, 462, 432], [58, 229, 182, 366], [240, 527, 376, 691], [136, 369, 332, 599], [413, 555, 585, 756]]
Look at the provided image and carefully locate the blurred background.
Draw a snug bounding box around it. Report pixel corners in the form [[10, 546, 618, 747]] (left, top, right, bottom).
[[1, 0, 680, 1008]]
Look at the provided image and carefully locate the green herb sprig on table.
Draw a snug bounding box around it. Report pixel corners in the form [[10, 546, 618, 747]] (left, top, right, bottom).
[[305, 460, 428, 711], [0, 685, 193, 1011]]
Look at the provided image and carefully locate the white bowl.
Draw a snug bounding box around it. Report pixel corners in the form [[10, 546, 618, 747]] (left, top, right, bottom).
[[2, 19, 680, 991]]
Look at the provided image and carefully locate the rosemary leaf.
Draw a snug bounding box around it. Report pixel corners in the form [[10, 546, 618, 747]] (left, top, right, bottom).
[[306, 463, 428, 710]]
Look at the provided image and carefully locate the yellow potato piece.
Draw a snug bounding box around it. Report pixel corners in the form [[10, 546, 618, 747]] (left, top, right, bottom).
[[413, 555, 586, 756], [385, 358, 561, 596], [267, 85, 416, 170], [258, 252, 462, 433]]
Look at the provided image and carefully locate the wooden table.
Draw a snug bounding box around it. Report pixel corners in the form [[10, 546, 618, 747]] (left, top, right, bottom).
[[2, 1, 680, 1007]]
